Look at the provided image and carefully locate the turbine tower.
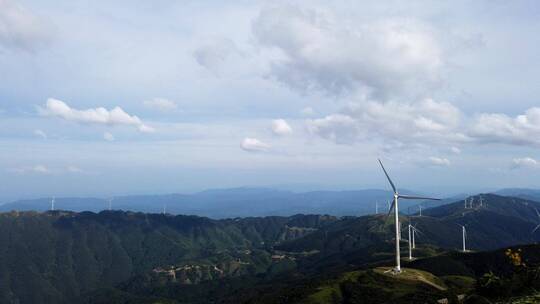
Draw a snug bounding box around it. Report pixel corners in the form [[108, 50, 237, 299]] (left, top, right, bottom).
[[460, 225, 467, 252], [108, 198, 113, 211], [419, 205, 423, 217], [378, 159, 440, 274], [375, 201, 379, 214], [412, 226, 416, 249], [407, 224, 422, 260], [50, 197, 55, 211], [408, 224, 413, 260]]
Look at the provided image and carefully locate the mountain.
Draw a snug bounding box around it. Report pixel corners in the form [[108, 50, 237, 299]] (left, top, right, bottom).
[[0, 210, 336, 304], [495, 188, 540, 202], [0, 188, 434, 218], [2, 193, 540, 303]]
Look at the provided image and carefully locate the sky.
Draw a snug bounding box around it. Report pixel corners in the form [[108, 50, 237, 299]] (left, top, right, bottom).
[[1, 0, 540, 201]]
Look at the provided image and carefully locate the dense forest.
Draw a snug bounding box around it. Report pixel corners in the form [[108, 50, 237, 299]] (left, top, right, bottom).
[[1, 194, 540, 303]]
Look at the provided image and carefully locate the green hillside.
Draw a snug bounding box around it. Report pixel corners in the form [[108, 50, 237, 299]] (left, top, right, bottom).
[[1, 194, 540, 303]]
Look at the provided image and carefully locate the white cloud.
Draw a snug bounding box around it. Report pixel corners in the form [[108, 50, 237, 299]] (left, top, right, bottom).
[[103, 132, 115, 141], [138, 124, 155, 133], [252, 5, 444, 98], [33, 129, 47, 139], [512, 157, 540, 169], [470, 107, 540, 146], [143, 98, 177, 112], [307, 99, 465, 146], [450, 147, 461, 154], [67, 165, 83, 173], [240, 137, 270, 152], [0, 0, 52, 51], [193, 38, 242, 74], [40, 98, 154, 133], [10, 164, 49, 174], [428, 156, 451, 166], [271, 119, 292, 135]]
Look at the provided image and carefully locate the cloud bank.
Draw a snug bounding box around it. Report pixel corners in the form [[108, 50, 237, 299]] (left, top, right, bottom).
[[0, 0, 52, 52], [253, 5, 443, 98]]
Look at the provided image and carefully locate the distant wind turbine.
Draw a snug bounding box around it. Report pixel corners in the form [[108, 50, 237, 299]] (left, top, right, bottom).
[[407, 224, 422, 260], [375, 201, 379, 214], [419, 205, 423, 217], [412, 224, 421, 249], [108, 198, 113, 211], [460, 225, 468, 252], [50, 197, 55, 211], [532, 208, 540, 234], [378, 159, 440, 274]]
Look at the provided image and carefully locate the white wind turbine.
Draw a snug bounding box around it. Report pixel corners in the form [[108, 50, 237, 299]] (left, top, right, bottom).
[[459, 225, 468, 252], [407, 224, 423, 260], [378, 159, 440, 273], [531, 207, 540, 234], [108, 198, 113, 211], [375, 201, 379, 214], [407, 224, 414, 260], [50, 197, 55, 211]]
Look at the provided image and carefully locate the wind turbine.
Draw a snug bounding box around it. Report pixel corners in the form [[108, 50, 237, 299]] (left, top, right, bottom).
[[531, 207, 540, 234], [459, 225, 468, 252], [419, 205, 423, 217], [162, 203, 167, 215], [50, 197, 55, 211], [376, 201, 379, 214], [408, 224, 413, 260], [407, 224, 422, 260], [378, 159, 440, 273], [108, 198, 113, 211], [412, 224, 422, 249]]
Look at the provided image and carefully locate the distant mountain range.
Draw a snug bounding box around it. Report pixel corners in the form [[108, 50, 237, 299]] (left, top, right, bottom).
[[0, 187, 443, 218], [2, 193, 540, 303]]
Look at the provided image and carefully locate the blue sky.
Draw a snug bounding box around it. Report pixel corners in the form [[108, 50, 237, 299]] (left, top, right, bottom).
[[1, 0, 540, 201]]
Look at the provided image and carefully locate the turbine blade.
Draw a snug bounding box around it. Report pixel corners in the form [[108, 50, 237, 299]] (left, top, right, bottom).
[[535, 207, 540, 219], [412, 226, 424, 236], [532, 224, 540, 234], [387, 199, 396, 217], [378, 159, 397, 194], [399, 194, 440, 201]]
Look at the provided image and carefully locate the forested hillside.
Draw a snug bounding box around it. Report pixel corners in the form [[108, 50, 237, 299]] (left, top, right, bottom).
[[2, 194, 540, 303]]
